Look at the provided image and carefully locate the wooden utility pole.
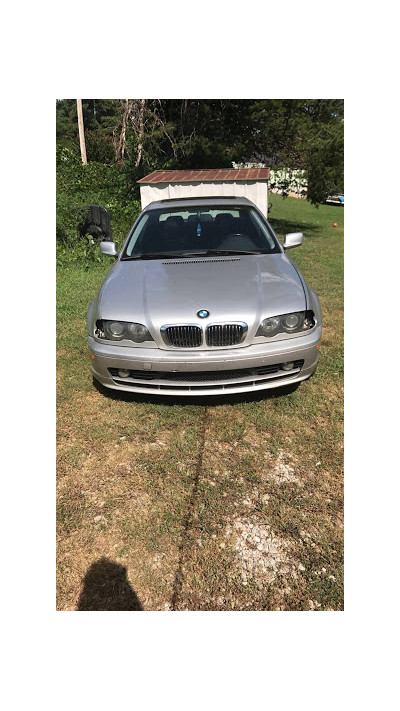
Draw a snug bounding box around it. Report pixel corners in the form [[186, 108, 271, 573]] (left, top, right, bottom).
[[76, 99, 87, 165]]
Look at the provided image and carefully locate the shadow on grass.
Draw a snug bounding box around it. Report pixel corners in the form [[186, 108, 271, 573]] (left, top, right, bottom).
[[92, 377, 300, 408], [77, 558, 143, 611], [171, 408, 209, 610], [269, 217, 319, 237]]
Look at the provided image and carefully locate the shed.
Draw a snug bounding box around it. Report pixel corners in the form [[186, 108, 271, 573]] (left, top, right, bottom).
[[137, 168, 270, 216]]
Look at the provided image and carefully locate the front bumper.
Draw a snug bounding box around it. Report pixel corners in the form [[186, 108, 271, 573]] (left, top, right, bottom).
[[88, 326, 321, 396]]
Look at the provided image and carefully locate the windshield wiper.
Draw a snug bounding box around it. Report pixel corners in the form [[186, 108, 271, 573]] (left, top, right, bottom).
[[122, 252, 187, 261], [180, 249, 267, 257]]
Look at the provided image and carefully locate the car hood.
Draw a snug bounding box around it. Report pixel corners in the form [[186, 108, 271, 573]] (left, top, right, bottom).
[[97, 254, 306, 345]]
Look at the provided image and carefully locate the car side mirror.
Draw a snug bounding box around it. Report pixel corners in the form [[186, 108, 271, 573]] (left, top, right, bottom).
[[283, 232, 303, 249], [100, 241, 118, 258]]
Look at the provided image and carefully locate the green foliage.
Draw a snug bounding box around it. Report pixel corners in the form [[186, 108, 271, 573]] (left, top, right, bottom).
[[85, 130, 115, 164], [247, 99, 344, 203], [56, 239, 104, 268], [306, 127, 344, 205], [56, 99, 121, 141], [56, 145, 141, 265]]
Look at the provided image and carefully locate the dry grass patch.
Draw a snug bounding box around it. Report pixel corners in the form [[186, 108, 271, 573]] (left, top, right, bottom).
[[169, 407, 343, 611], [57, 390, 206, 610]]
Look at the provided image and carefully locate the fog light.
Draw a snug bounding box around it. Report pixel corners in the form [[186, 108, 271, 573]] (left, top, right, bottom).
[[117, 369, 130, 378], [281, 361, 295, 371]]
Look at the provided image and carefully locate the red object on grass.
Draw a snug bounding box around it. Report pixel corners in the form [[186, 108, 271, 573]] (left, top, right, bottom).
[[333, 222, 338, 227]]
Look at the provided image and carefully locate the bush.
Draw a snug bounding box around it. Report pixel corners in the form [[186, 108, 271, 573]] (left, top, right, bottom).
[[56, 148, 141, 264], [56, 239, 103, 268], [85, 130, 115, 164]]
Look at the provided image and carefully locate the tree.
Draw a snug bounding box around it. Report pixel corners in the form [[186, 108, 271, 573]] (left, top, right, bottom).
[[116, 99, 134, 161], [244, 99, 344, 203]]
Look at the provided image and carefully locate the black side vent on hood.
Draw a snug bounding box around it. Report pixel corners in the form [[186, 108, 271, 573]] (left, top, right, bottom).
[[162, 258, 241, 265]]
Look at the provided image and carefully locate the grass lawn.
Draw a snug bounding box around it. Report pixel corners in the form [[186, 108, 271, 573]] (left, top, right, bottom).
[[56, 194, 344, 611]]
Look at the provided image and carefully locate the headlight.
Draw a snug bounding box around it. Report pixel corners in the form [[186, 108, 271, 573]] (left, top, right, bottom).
[[256, 311, 315, 337], [96, 320, 153, 343], [257, 315, 281, 336], [281, 312, 302, 331], [108, 321, 124, 337], [127, 323, 151, 341]]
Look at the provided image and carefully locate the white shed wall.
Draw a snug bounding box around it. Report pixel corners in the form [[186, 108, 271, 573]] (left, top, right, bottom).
[[140, 180, 268, 216]]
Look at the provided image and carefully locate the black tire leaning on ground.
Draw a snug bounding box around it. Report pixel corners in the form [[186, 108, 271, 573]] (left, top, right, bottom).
[[78, 204, 113, 243]]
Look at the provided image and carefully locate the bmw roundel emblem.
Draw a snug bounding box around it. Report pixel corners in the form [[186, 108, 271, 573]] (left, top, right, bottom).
[[197, 309, 210, 319]]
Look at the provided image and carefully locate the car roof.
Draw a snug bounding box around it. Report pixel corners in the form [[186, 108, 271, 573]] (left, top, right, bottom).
[[143, 196, 255, 212]]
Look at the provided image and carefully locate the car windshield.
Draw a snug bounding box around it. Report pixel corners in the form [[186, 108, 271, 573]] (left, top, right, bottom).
[[121, 205, 281, 260]]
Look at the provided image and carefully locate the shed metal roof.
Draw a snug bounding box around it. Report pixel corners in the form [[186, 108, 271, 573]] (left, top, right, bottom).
[[137, 168, 270, 184]]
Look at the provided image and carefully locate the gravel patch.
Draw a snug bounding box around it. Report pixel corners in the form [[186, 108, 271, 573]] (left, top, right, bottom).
[[227, 518, 294, 586], [269, 450, 302, 485]]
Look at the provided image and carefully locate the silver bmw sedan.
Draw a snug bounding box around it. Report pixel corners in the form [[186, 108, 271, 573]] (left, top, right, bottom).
[[87, 197, 322, 396]]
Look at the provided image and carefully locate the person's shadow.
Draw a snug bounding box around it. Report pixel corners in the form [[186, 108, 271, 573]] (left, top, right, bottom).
[[77, 558, 143, 611]]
